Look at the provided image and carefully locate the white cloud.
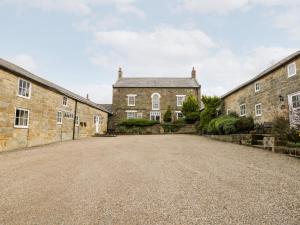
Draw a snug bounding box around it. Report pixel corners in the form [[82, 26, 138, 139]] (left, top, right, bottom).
[[9, 54, 38, 72]]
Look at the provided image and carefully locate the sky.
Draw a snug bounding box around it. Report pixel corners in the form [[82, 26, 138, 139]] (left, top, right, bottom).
[[0, 0, 299, 103]]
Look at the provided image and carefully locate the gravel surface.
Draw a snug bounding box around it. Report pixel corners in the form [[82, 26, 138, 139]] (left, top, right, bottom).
[[0, 135, 299, 225]]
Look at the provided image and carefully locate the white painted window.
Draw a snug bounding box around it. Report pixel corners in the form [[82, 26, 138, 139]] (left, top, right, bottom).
[[75, 115, 80, 126], [63, 111, 74, 119], [126, 111, 137, 119], [150, 111, 160, 121], [18, 79, 31, 99], [175, 111, 183, 120], [255, 82, 260, 92], [291, 93, 300, 109], [151, 93, 161, 110], [255, 103, 262, 117], [287, 62, 297, 77], [176, 95, 186, 107], [63, 96, 68, 106], [137, 113, 143, 119], [57, 111, 62, 124], [14, 108, 30, 128], [127, 94, 136, 106], [240, 104, 246, 116]]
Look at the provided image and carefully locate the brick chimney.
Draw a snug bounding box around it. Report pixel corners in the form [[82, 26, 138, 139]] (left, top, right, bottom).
[[86, 94, 89, 100], [118, 67, 123, 79], [191, 67, 196, 79]]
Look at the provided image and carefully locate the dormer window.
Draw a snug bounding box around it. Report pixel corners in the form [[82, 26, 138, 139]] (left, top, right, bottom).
[[18, 79, 31, 99], [287, 62, 297, 77], [127, 94, 136, 106], [151, 93, 161, 110], [63, 96, 68, 106], [255, 83, 260, 92]]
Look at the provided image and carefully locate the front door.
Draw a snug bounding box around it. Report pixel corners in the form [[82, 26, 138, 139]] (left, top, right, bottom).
[[288, 91, 300, 127]]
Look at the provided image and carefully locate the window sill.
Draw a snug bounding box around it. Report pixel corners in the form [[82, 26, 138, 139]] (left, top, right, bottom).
[[14, 125, 29, 129], [17, 94, 31, 100]]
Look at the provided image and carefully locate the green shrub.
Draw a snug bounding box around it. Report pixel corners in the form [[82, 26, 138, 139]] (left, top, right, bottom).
[[118, 119, 159, 128], [163, 105, 172, 122], [162, 120, 185, 133], [235, 116, 254, 133], [287, 128, 300, 143], [182, 95, 199, 115], [207, 118, 218, 134], [185, 112, 200, 124], [199, 96, 221, 133], [222, 117, 239, 135]]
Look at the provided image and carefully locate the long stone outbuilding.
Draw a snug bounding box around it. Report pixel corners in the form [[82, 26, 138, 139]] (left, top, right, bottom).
[[0, 59, 111, 152]]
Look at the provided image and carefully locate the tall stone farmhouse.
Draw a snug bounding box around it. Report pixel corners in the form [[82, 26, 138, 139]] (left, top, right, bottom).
[[222, 51, 300, 125], [112, 68, 201, 127], [0, 59, 110, 152]]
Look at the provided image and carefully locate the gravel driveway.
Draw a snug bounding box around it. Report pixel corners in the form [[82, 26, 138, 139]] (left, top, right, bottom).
[[0, 135, 299, 225]]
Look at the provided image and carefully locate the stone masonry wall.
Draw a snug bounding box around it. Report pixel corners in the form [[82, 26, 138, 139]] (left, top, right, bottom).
[[223, 56, 300, 124], [112, 87, 201, 126], [0, 68, 108, 152]]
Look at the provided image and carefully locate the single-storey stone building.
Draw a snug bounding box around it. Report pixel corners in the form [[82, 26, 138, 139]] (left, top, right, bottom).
[[112, 68, 201, 127], [0, 58, 110, 152], [222, 51, 300, 125]]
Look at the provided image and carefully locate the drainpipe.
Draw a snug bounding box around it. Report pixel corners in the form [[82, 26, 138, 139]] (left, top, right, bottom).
[[72, 100, 78, 140]]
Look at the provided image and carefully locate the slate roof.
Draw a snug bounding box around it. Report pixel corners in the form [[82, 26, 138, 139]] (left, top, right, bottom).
[[0, 58, 111, 114], [97, 104, 113, 114], [113, 77, 200, 88], [221, 50, 300, 99]]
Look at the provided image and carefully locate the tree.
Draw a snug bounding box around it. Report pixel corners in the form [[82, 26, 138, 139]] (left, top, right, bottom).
[[199, 96, 221, 133], [163, 105, 172, 122], [182, 95, 199, 115]]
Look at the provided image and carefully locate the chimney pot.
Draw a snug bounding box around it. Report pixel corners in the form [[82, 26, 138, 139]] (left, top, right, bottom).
[[118, 67, 123, 79], [86, 94, 89, 100], [191, 67, 196, 79]]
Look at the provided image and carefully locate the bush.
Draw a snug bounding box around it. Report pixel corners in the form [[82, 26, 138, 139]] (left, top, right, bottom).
[[163, 105, 172, 122], [199, 96, 221, 133], [182, 95, 199, 115], [118, 119, 159, 128], [185, 112, 200, 124], [207, 118, 218, 134], [287, 128, 300, 143], [235, 116, 254, 133], [162, 119, 185, 133]]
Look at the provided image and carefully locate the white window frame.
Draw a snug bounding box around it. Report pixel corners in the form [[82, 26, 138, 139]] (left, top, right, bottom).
[[17, 78, 31, 99], [176, 95, 186, 107], [127, 94, 136, 106], [75, 115, 80, 126], [255, 103, 262, 117], [175, 111, 183, 120], [57, 111, 62, 124], [240, 104, 246, 117], [62, 96, 68, 106], [137, 113, 143, 119], [126, 110, 137, 119], [151, 93, 161, 110], [254, 82, 260, 93], [289, 92, 300, 109], [150, 111, 161, 121], [14, 108, 30, 128], [287, 62, 297, 78]]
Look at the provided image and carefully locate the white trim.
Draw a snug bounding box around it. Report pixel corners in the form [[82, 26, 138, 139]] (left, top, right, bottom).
[[62, 96, 68, 107], [254, 82, 260, 93], [127, 94, 136, 106], [57, 111, 62, 125], [255, 103, 262, 117], [149, 111, 161, 121], [126, 111, 137, 119], [287, 62, 297, 78], [176, 95, 186, 107], [75, 115, 80, 126], [126, 94, 137, 96], [240, 104, 246, 117], [288, 91, 300, 109], [137, 113, 143, 119], [14, 107, 30, 128], [151, 93, 161, 110], [125, 110, 137, 113], [17, 78, 31, 99], [175, 111, 183, 120]]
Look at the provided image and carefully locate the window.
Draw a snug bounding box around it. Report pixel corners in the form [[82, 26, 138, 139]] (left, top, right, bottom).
[[240, 104, 246, 116], [64, 111, 74, 119], [255, 103, 262, 116], [137, 113, 143, 119], [150, 111, 160, 121], [14, 108, 30, 128], [227, 109, 231, 115], [75, 115, 80, 126], [127, 94, 136, 106], [57, 111, 62, 124], [287, 62, 297, 77], [175, 111, 183, 120], [18, 79, 31, 98], [63, 96, 68, 106], [126, 111, 137, 119], [292, 94, 300, 109], [151, 93, 160, 110], [176, 95, 186, 107], [255, 83, 260, 92]]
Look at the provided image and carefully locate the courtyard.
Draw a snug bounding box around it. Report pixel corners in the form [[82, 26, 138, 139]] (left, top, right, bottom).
[[0, 135, 299, 225]]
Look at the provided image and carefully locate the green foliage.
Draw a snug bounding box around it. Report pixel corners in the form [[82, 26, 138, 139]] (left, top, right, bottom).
[[271, 116, 289, 143], [118, 119, 159, 128], [235, 116, 254, 133], [162, 119, 185, 133], [199, 95, 221, 132], [185, 112, 201, 124], [182, 95, 199, 115], [287, 128, 300, 143], [207, 118, 218, 134], [163, 105, 172, 122]]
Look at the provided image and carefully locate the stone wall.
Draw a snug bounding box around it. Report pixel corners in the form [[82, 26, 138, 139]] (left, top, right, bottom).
[[223, 56, 300, 124], [0, 68, 108, 152], [112, 87, 201, 127]]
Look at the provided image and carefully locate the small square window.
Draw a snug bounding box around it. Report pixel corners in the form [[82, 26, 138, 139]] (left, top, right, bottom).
[[292, 94, 300, 109], [127, 95, 136, 106], [287, 62, 297, 77], [14, 108, 30, 128], [63, 96, 68, 106], [176, 95, 186, 107], [150, 111, 160, 121], [137, 113, 143, 119], [240, 104, 246, 116], [255, 103, 262, 117], [127, 111, 136, 119], [176, 111, 183, 120], [18, 79, 31, 98], [255, 83, 260, 92]]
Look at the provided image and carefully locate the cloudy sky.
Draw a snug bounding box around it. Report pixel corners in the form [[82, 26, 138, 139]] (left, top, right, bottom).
[[1, 0, 299, 103]]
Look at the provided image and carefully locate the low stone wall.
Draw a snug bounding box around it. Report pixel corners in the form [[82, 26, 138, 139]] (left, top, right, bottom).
[[206, 134, 253, 145]]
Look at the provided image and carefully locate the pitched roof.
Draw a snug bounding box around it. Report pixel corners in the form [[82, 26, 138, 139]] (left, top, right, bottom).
[[221, 50, 300, 99], [113, 77, 200, 88], [97, 104, 113, 114], [0, 58, 111, 114]]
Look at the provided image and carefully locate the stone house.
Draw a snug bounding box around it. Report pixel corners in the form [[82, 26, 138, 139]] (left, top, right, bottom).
[[112, 68, 201, 127], [0, 58, 110, 152], [222, 51, 300, 125]]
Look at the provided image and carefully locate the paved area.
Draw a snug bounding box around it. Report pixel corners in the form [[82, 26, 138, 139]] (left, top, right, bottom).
[[0, 135, 299, 225]]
